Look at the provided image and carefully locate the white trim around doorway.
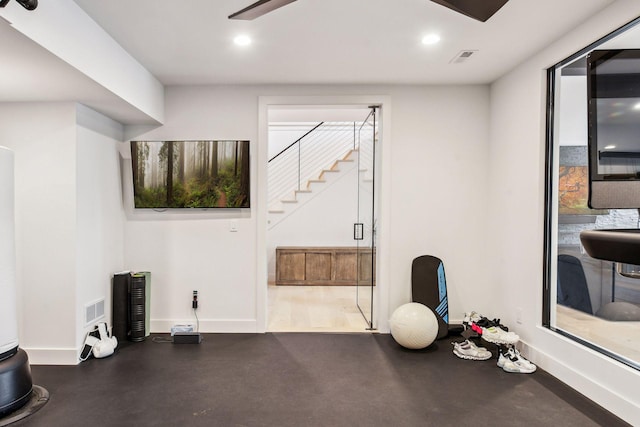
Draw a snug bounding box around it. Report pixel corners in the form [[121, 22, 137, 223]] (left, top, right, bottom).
[[256, 95, 392, 333]]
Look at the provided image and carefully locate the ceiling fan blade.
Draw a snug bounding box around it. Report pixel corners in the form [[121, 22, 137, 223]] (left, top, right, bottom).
[[229, 0, 298, 20], [430, 0, 509, 22]]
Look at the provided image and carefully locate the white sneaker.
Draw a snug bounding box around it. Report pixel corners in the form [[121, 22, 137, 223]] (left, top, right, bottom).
[[481, 326, 519, 345], [498, 347, 536, 373], [462, 311, 482, 328], [452, 340, 492, 361]]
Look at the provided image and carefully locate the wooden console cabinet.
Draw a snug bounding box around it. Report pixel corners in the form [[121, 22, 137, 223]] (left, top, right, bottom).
[[276, 246, 373, 286]]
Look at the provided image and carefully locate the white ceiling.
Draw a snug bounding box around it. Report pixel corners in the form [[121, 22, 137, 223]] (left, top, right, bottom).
[[73, 0, 614, 85], [0, 0, 619, 123], [0, 16, 156, 124]]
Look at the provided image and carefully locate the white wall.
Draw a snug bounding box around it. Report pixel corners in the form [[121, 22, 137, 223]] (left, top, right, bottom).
[[489, 1, 640, 424], [123, 84, 491, 334], [123, 86, 260, 333], [75, 104, 125, 353], [387, 86, 491, 314], [0, 0, 165, 124], [0, 103, 78, 364], [0, 147, 18, 355], [0, 102, 126, 364]]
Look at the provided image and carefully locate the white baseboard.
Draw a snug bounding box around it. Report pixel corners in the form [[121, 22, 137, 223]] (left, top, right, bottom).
[[151, 318, 258, 333], [22, 319, 258, 365], [22, 347, 79, 365], [519, 337, 640, 427]]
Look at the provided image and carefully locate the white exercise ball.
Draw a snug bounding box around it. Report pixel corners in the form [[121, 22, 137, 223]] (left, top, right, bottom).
[[389, 303, 438, 349]]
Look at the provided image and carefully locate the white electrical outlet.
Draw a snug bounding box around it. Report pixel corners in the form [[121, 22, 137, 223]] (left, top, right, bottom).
[[516, 307, 523, 324]]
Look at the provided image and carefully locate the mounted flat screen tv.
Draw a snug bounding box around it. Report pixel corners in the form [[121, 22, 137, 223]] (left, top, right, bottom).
[[587, 49, 640, 208], [130, 140, 250, 209]]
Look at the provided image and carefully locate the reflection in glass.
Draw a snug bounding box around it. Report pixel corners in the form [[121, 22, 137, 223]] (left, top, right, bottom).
[[586, 49, 640, 208], [547, 23, 640, 369]]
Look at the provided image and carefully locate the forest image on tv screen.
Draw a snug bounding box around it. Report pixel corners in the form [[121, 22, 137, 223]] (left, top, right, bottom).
[[131, 140, 250, 209]]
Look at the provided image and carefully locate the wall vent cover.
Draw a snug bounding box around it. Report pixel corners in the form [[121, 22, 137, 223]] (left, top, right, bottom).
[[450, 50, 478, 64], [85, 298, 106, 326]]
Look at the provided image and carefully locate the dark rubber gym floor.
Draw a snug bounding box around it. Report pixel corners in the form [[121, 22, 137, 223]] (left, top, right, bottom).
[[9, 333, 630, 427]]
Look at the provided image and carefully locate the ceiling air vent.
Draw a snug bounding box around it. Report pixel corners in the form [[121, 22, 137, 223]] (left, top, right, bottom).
[[450, 50, 478, 64]]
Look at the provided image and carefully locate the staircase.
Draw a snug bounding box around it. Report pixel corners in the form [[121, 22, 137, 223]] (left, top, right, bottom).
[[268, 121, 364, 228], [267, 119, 380, 228], [268, 149, 358, 227]]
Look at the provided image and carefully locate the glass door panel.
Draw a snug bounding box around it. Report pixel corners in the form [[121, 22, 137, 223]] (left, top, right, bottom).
[[356, 108, 378, 329]]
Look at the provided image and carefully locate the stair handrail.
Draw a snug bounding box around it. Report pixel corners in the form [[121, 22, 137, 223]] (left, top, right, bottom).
[[268, 121, 356, 208], [268, 121, 325, 163]]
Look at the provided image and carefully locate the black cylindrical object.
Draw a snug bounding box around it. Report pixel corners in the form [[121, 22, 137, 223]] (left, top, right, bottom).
[[0, 348, 33, 416], [129, 275, 146, 342], [112, 273, 130, 343]]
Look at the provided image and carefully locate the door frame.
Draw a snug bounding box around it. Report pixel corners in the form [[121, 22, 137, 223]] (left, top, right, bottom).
[[256, 95, 392, 333]]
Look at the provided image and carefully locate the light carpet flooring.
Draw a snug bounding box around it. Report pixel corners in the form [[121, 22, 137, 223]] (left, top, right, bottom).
[[267, 285, 371, 332]]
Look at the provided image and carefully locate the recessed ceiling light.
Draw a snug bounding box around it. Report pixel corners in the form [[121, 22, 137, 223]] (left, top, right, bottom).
[[421, 34, 441, 45], [234, 35, 252, 46], [634, 102, 640, 110], [604, 145, 616, 150]]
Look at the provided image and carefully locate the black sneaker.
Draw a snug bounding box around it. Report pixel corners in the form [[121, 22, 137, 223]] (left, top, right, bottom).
[[475, 317, 509, 332]]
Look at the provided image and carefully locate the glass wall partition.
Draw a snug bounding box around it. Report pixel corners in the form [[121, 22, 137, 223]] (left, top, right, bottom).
[[356, 107, 378, 329], [544, 17, 640, 369]]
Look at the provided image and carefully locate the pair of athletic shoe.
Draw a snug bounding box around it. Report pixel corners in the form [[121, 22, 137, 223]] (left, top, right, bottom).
[[498, 347, 537, 374], [463, 311, 520, 345], [451, 340, 537, 374], [451, 339, 492, 361]]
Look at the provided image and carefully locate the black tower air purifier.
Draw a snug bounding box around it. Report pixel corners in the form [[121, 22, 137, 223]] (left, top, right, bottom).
[[112, 272, 146, 343], [129, 274, 146, 342], [112, 272, 130, 343]]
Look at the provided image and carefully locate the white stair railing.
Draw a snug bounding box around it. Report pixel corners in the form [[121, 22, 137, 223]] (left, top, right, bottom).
[[268, 122, 357, 208]]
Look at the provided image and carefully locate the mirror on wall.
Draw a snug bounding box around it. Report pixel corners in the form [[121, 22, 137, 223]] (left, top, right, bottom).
[[545, 17, 640, 370]]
